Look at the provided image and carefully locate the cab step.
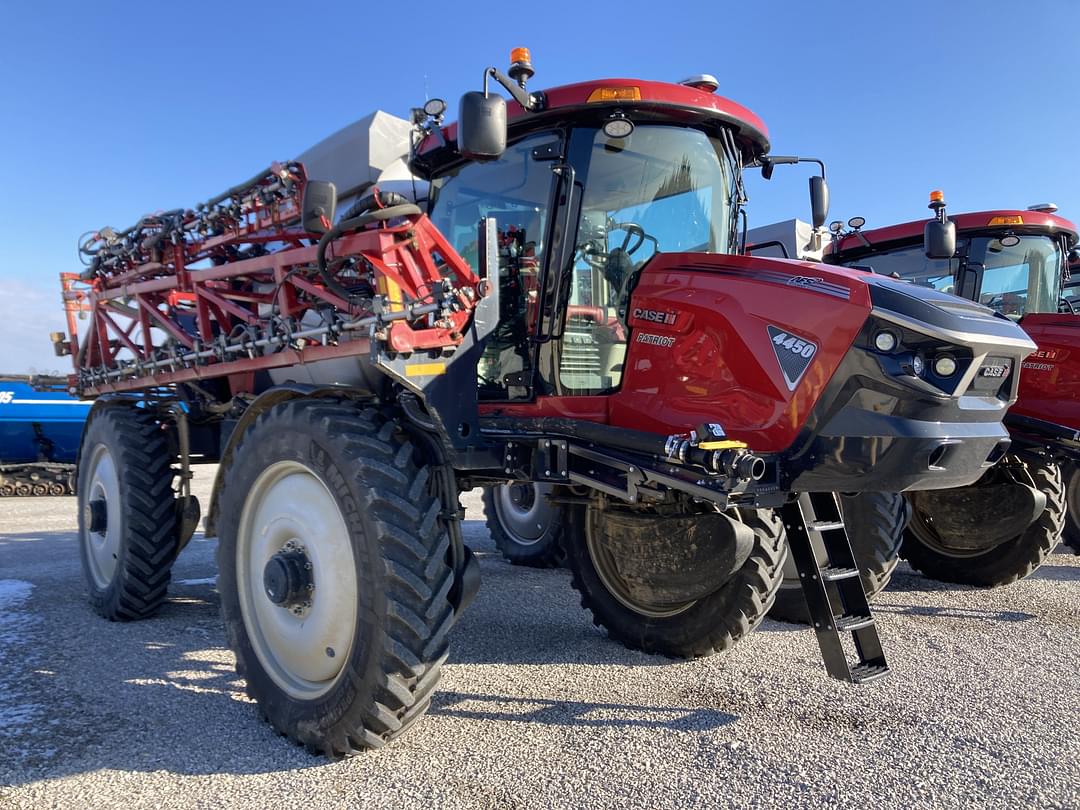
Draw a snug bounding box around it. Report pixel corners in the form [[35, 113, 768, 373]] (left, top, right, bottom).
[[779, 492, 890, 684]]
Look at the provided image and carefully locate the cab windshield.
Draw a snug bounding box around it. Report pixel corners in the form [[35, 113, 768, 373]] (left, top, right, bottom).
[[556, 124, 739, 393], [833, 233, 1066, 319]]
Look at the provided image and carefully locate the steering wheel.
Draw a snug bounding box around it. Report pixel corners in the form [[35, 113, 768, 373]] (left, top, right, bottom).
[[578, 222, 650, 269], [1060, 297, 1077, 315], [611, 222, 647, 256]]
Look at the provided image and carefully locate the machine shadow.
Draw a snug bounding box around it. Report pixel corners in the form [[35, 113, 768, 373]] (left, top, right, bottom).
[[870, 602, 1036, 622], [428, 690, 736, 732], [0, 530, 77, 547], [1, 527, 724, 785]]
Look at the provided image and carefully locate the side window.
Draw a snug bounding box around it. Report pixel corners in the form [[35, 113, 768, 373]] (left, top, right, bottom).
[[428, 135, 558, 399]]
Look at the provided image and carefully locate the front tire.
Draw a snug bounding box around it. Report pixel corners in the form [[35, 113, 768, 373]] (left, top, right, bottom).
[[216, 400, 455, 755], [1063, 463, 1080, 555], [77, 403, 179, 621], [902, 458, 1066, 586], [481, 483, 564, 567], [770, 492, 910, 624], [564, 503, 786, 658]]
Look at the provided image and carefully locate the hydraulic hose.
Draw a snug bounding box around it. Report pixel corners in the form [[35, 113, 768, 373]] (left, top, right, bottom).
[[315, 202, 421, 301]]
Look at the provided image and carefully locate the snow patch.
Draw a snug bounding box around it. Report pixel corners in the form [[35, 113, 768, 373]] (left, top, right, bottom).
[[175, 576, 217, 587], [0, 579, 33, 607], [0, 579, 43, 737]]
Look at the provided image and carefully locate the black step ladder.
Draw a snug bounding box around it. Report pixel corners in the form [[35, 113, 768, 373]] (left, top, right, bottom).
[[780, 492, 890, 684]]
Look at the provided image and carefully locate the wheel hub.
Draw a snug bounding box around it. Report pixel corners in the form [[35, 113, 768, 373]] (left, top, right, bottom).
[[85, 498, 108, 534], [507, 483, 536, 511], [262, 543, 313, 608]]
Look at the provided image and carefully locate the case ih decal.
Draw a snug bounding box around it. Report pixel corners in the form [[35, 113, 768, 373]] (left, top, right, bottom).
[[631, 307, 678, 326], [767, 325, 817, 390]]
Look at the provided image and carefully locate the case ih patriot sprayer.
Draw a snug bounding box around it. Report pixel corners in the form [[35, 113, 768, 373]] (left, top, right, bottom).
[[60, 52, 1038, 754], [826, 197, 1079, 579]]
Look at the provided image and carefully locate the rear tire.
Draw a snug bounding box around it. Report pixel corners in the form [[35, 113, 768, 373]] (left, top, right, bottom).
[[770, 492, 910, 624], [77, 403, 179, 621], [481, 483, 564, 567], [564, 503, 786, 658], [902, 458, 1066, 586], [216, 400, 455, 755], [1063, 463, 1080, 555]]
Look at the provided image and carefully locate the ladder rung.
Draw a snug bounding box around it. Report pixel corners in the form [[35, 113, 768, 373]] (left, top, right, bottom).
[[835, 614, 875, 632], [811, 520, 845, 532], [821, 566, 860, 582], [849, 662, 890, 684]]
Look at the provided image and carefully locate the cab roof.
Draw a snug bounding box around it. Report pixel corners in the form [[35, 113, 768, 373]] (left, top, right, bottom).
[[415, 78, 770, 171], [829, 209, 1079, 257]]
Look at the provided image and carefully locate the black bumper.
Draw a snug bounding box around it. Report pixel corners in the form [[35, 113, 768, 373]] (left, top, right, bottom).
[[782, 298, 1034, 493]]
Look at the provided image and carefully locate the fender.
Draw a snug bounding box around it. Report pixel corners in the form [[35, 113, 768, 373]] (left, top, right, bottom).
[[203, 384, 372, 537]]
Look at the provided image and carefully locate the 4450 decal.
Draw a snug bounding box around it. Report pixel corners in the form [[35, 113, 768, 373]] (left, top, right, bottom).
[[767, 326, 817, 391]]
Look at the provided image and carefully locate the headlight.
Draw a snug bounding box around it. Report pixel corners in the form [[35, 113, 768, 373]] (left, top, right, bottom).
[[873, 330, 898, 352], [933, 354, 958, 377]]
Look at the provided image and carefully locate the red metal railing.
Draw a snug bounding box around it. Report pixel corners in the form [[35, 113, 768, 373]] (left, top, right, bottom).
[[61, 165, 479, 397]]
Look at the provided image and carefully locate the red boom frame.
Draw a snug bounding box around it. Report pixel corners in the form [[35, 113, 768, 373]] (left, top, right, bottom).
[[61, 165, 479, 398]]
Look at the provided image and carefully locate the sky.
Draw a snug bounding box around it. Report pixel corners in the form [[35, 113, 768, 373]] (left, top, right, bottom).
[[0, 0, 1077, 374]]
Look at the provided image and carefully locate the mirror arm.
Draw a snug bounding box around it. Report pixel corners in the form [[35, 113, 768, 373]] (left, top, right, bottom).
[[760, 155, 827, 179], [484, 67, 545, 113]]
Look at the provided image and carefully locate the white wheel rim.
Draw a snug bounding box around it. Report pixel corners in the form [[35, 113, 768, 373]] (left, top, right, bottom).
[[84, 444, 122, 589], [236, 461, 359, 700], [495, 483, 555, 545]]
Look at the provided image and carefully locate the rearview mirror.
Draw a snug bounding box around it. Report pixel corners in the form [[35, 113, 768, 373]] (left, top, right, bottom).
[[924, 219, 957, 259], [459, 92, 507, 160], [301, 180, 337, 235], [809, 176, 829, 229]]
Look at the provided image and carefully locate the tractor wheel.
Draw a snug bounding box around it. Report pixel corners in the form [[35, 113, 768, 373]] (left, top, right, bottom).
[[902, 458, 1065, 586], [77, 403, 179, 621], [770, 492, 910, 624], [216, 400, 455, 755], [564, 503, 786, 658], [1063, 463, 1080, 555], [481, 483, 564, 567]]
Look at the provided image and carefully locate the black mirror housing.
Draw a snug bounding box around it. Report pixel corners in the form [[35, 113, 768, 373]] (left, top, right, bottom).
[[924, 219, 957, 259], [459, 92, 507, 160], [809, 176, 830, 229], [302, 180, 337, 235]]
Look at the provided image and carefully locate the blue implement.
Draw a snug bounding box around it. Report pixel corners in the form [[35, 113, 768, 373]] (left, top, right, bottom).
[[0, 375, 89, 495]]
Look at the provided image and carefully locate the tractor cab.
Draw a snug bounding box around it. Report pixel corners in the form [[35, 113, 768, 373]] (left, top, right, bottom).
[[825, 197, 1079, 322], [410, 51, 827, 403]]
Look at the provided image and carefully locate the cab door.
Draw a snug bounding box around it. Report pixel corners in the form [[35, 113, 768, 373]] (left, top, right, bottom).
[[427, 133, 564, 402]]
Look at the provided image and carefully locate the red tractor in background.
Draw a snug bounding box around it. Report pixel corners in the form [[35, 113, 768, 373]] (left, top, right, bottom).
[[825, 197, 1079, 582], [60, 52, 1040, 754], [1062, 254, 1080, 552]]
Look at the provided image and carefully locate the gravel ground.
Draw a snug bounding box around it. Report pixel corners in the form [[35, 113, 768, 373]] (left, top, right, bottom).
[[1, 468, 1078, 809]]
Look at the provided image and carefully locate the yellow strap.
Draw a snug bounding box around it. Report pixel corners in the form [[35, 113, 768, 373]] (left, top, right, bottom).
[[698, 439, 748, 451]]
